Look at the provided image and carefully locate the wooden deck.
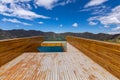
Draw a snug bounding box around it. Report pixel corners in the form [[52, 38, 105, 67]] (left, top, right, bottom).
[[0, 43, 119, 80]]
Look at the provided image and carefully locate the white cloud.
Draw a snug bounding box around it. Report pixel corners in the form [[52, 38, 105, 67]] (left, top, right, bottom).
[[111, 26, 120, 34], [11, 7, 50, 20], [38, 21, 44, 24], [35, 0, 75, 10], [55, 17, 59, 21], [35, 0, 58, 10], [72, 22, 78, 27], [0, 0, 76, 28], [60, 24, 63, 27], [85, 0, 108, 7], [88, 5, 120, 32], [0, 4, 9, 13], [0, 0, 14, 4], [0, 0, 50, 20], [16, 0, 31, 2], [0, 0, 31, 3], [112, 26, 120, 31], [108, 31, 120, 34], [89, 21, 97, 25], [80, 5, 111, 17], [0, 0, 75, 21], [2, 18, 31, 26], [57, 0, 75, 6], [88, 5, 120, 26]]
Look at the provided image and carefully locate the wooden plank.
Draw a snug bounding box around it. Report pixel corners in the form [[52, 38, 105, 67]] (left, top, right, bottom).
[[66, 36, 120, 79], [40, 41, 67, 51], [0, 43, 118, 80], [41, 43, 62, 46], [0, 36, 44, 66]]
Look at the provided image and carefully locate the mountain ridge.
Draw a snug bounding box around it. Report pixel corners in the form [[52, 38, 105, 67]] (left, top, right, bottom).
[[0, 29, 120, 42]]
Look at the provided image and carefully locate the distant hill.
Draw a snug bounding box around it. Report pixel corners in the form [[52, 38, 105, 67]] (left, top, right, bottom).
[[107, 34, 120, 43], [0, 29, 120, 41], [59, 32, 114, 41]]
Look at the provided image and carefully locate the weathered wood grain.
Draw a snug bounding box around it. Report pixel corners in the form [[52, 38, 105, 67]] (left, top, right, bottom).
[[41, 41, 67, 51], [41, 43, 62, 46], [66, 36, 120, 79], [0, 36, 44, 66], [0, 43, 118, 80]]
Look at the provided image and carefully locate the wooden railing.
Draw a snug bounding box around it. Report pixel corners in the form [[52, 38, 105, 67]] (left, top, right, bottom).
[[41, 43, 63, 46], [66, 36, 120, 79], [0, 36, 44, 66], [41, 42, 67, 51]]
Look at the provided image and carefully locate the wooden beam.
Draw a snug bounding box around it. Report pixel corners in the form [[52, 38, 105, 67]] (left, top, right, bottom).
[[66, 36, 120, 79], [0, 36, 44, 66]]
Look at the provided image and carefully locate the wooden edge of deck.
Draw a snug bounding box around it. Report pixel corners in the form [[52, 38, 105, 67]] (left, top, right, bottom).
[[66, 36, 120, 79]]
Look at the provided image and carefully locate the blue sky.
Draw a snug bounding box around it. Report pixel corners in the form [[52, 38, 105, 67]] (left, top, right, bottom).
[[0, 0, 120, 34]]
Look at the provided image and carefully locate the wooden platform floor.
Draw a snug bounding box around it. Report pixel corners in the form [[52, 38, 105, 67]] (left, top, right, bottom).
[[0, 43, 119, 80]]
